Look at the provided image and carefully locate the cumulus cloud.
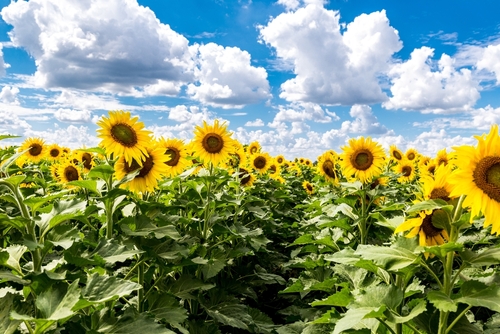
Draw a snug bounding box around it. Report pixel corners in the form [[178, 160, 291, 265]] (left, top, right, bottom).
[[1, 0, 193, 94], [413, 105, 500, 131], [26, 125, 100, 148], [476, 44, 500, 84], [340, 104, 390, 135], [0, 86, 20, 105], [54, 108, 92, 123], [259, 6, 402, 105], [272, 102, 339, 123], [0, 110, 31, 134], [245, 118, 265, 127], [186, 43, 271, 108], [383, 47, 480, 113]]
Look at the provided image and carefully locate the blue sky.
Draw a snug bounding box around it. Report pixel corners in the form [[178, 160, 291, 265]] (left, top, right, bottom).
[[1, 0, 500, 160]]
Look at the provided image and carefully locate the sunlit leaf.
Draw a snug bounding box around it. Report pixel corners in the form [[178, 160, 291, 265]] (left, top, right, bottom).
[[82, 273, 141, 303]]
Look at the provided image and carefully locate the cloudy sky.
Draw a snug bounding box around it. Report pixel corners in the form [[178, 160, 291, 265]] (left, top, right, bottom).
[[1, 0, 499, 160]]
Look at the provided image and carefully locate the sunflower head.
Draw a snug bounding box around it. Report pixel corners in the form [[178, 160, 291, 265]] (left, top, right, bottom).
[[247, 141, 261, 155], [47, 144, 63, 161], [302, 181, 314, 195], [57, 160, 83, 187], [157, 137, 189, 177], [192, 120, 235, 167], [389, 144, 404, 162], [436, 148, 449, 167], [394, 159, 417, 184], [340, 136, 386, 184], [237, 168, 256, 187], [317, 151, 338, 183], [19, 137, 47, 163], [251, 152, 271, 174], [275, 155, 286, 165], [405, 148, 418, 161], [96, 110, 152, 166]]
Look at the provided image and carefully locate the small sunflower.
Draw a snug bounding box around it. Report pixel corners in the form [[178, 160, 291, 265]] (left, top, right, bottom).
[[395, 210, 449, 251], [405, 148, 418, 161], [57, 160, 83, 185], [19, 137, 47, 163], [96, 110, 152, 166], [114, 146, 170, 194], [46, 144, 63, 161], [435, 148, 449, 167], [247, 141, 261, 155], [275, 154, 286, 165], [157, 137, 190, 177], [317, 151, 338, 183], [226, 145, 248, 171], [420, 164, 455, 202], [251, 152, 271, 174], [370, 176, 389, 189], [192, 120, 235, 167], [268, 159, 281, 176], [70, 150, 94, 172], [302, 181, 314, 195], [389, 144, 404, 162], [340, 137, 386, 184], [237, 168, 255, 187], [449, 125, 500, 234], [394, 159, 417, 183], [50, 163, 61, 181]]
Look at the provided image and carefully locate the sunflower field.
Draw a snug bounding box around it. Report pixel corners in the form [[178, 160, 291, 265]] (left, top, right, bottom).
[[1, 110, 500, 334]]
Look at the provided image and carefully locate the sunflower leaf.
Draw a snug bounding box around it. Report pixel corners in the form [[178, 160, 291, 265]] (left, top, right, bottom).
[[66, 180, 100, 195], [455, 280, 500, 312], [427, 291, 457, 312], [354, 245, 419, 272], [460, 248, 500, 267], [37, 199, 87, 238], [407, 199, 451, 214]]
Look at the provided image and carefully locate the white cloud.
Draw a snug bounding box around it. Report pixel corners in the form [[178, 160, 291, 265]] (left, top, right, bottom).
[[476, 44, 500, 84], [277, 0, 300, 11], [259, 6, 401, 105], [1, 0, 192, 93], [0, 110, 31, 134], [340, 104, 390, 135], [383, 47, 480, 113], [54, 108, 92, 123], [25, 125, 100, 148], [186, 43, 271, 108], [245, 118, 265, 127], [413, 105, 500, 131], [0, 86, 20, 105], [408, 129, 475, 156], [272, 102, 339, 123]]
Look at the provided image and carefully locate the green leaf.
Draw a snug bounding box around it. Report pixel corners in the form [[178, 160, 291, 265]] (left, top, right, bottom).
[[0, 270, 30, 284], [202, 258, 226, 280], [455, 280, 500, 312], [461, 247, 500, 267], [5, 174, 26, 187], [0, 134, 20, 141], [333, 306, 385, 334], [422, 242, 463, 259], [88, 164, 115, 181], [67, 180, 100, 195], [167, 274, 215, 299], [0, 245, 27, 274], [248, 307, 276, 334], [354, 245, 419, 271], [91, 239, 143, 265], [407, 199, 451, 214], [82, 273, 141, 303], [427, 290, 457, 312], [352, 284, 403, 311], [37, 199, 87, 238], [77, 146, 106, 155], [46, 224, 81, 250], [388, 298, 427, 324], [149, 293, 188, 325], [0, 291, 23, 334], [97, 308, 175, 334], [23, 191, 68, 213], [0, 213, 28, 232], [205, 302, 251, 330], [35, 280, 81, 320], [311, 287, 352, 307], [0, 148, 28, 173], [120, 215, 181, 240]]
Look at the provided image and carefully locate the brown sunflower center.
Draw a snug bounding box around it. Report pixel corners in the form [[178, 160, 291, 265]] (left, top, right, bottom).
[[125, 156, 154, 178], [427, 165, 436, 175], [473, 156, 500, 202], [270, 165, 277, 173], [239, 168, 251, 185], [110, 123, 138, 147], [64, 166, 79, 182], [202, 134, 223, 154], [437, 157, 448, 166], [277, 157, 283, 164], [82, 153, 92, 170], [407, 152, 416, 160], [351, 150, 374, 171], [250, 146, 257, 154], [29, 144, 43, 156], [430, 187, 450, 202], [370, 178, 380, 189], [165, 148, 180, 167], [402, 166, 412, 177], [393, 150, 402, 160], [50, 148, 60, 157], [421, 212, 443, 238], [306, 183, 313, 191], [322, 160, 336, 178], [254, 156, 266, 169]]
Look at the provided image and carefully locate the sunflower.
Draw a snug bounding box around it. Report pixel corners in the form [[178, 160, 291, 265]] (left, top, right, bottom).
[[96, 110, 152, 166], [268, 159, 282, 176], [57, 160, 82, 185], [251, 152, 271, 174], [157, 137, 190, 177], [226, 144, 248, 171], [247, 141, 261, 155], [405, 148, 418, 161], [46, 144, 63, 161], [19, 137, 47, 163], [302, 181, 314, 195], [419, 155, 431, 166], [50, 163, 61, 181], [192, 120, 235, 167], [317, 151, 338, 183], [275, 155, 286, 165], [114, 146, 169, 194], [389, 144, 404, 162], [340, 137, 386, 184], [394, 159, 417, 183], [449, 125, 500, 234], [70, 150, 94, 172], [370, 176, 389, 189], [237, 168, 255, 187], [395, 210, 450, 254], [435, 148, 448, 167], [420, 164, 455, 202]]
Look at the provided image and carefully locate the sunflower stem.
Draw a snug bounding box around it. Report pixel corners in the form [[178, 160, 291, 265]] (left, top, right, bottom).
[[359, 188, 368, 244], [202, 163, 214, 241], [105, 199, 114, 239], [137, 258, 144, 313]]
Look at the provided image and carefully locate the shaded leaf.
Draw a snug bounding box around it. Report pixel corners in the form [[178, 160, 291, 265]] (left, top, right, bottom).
[[82, 273, 141, 303]]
